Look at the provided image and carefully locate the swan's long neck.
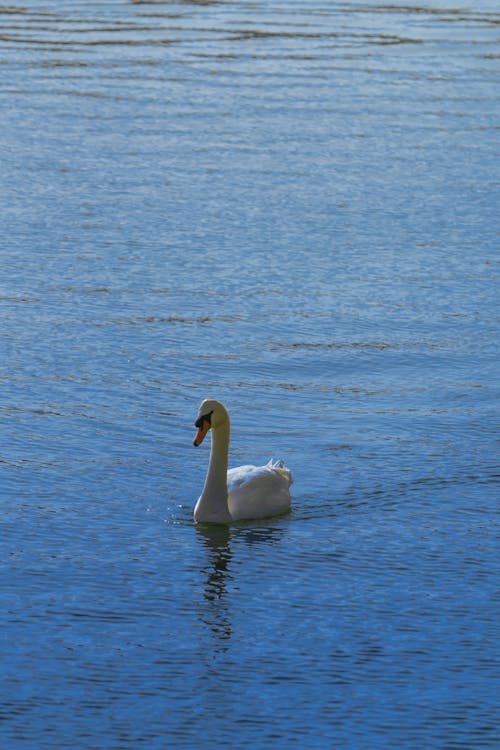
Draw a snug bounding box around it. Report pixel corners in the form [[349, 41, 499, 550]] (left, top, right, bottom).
[[194, 420, 232, 524]]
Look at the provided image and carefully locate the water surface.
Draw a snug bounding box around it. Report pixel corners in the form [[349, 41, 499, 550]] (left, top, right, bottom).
[[1, 1, 499, 748]]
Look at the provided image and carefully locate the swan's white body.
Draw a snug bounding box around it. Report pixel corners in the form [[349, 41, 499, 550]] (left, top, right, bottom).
[[193, 399, 292, 524]]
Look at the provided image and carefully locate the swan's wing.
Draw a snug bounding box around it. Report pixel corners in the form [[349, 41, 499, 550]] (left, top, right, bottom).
[[227, 460, 292, 521]]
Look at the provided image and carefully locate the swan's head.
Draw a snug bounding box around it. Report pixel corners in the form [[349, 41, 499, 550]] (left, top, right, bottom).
[[193, 399, 229, 447]]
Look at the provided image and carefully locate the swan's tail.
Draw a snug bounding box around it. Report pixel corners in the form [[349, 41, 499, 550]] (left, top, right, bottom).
[[267, 458, 293, 487]]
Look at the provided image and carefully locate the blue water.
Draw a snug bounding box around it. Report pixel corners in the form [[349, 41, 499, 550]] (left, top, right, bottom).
[[1, 1, 499, 748]]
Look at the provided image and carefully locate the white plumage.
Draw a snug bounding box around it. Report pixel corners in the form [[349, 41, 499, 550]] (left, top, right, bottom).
[[192, 400, 293, 524]]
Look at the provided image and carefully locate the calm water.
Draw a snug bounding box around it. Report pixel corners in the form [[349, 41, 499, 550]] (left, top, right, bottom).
[[1, 0, 499, 747]]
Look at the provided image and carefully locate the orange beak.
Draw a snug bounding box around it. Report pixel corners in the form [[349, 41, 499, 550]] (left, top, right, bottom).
[[193, 419, 210, 447]]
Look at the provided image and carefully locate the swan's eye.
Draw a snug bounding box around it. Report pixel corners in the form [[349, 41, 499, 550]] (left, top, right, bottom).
[[195, 411, 212, 429]]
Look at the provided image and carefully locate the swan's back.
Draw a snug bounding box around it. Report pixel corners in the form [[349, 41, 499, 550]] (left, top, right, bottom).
[[227, 459, 292, 521]]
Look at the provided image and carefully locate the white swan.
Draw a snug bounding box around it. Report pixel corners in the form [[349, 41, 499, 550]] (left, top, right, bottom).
[[192, 399, 293, 524]]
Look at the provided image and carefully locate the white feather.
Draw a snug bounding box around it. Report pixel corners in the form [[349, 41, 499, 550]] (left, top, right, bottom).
[[228, 460, 293, 521]]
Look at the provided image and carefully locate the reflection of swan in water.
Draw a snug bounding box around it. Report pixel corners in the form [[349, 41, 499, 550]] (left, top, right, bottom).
[[197, 525, 233, 647], [196, 523, 286, 650], [198, 525, 232, 602]]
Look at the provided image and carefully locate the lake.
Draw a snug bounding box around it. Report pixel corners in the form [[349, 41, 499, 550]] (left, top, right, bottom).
[[1, 1, 499, 748]]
